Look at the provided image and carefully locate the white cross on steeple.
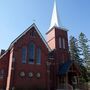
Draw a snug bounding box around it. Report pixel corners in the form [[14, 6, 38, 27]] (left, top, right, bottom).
[[49, 0, 60, 30]]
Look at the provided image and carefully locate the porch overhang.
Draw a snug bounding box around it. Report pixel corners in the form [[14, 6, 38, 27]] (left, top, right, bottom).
[[58, 60, 81, 75]]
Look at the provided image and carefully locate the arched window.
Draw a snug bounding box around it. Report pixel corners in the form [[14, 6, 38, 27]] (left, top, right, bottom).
[[0, 69, 4, 79], [28, 42, 35, 64], [22, 47, 27, 64], [36, 47, 41, 64], [62, 38, 65, 49], [59, 37, 62, 48]]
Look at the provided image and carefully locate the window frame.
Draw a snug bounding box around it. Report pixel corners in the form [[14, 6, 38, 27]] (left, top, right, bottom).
[[36, 47, 41, 65], [59, 37, 62, 48], [62, 38, 65, 49], [22, 47, 27, 64], [28, 42, 35, 64], [0, 69, 4, 79]]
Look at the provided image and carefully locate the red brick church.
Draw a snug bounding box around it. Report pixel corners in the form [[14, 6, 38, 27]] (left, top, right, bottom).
[[0, 0, 81, 90]]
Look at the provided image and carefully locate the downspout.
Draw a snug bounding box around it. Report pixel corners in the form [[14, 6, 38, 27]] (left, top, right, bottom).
[[6, 48, 14, 90]]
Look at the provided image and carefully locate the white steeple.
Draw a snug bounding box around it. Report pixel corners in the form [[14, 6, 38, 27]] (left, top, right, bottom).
[[49, 0, 60, 30]]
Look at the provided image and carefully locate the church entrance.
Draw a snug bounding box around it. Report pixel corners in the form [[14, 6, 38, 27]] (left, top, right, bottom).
[[68, 72, 78, 89], [57, 60, 81, 90]]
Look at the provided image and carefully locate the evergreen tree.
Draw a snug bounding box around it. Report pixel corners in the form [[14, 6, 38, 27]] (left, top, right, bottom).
[[69, 36, 81, 64], [78, 32, 90, 82], [80, 65, 88, 82], [69, 33, 90, 82], [78, 32, 90, 66]]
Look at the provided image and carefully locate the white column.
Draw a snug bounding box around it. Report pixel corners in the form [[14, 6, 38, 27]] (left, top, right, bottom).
[[6, 48, 14, 90]]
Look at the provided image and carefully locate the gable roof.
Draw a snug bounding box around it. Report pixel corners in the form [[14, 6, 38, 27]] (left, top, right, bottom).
[[58, 60, 81, 75], [58, 60, 72, 75], [9, 23, 51, 50], [0, 23, 51, 59]]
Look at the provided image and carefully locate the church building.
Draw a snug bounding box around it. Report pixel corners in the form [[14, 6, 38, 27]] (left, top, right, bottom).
[[0, 0, 81, 90]]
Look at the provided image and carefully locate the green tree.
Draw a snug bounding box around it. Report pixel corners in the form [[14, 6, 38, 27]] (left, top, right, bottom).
[[78, 32, 90, 82], [69, 36, 81, 64], [69, 35, 88, 82], [78, 32, 90, 66], [80, 65, 88, 82]]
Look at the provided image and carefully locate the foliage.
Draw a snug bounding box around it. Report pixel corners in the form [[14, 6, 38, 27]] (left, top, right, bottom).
[[80, 64, 88, 82], [69, 32, 90, 82], [78, 32, 90, 82], [69, 36, 81, 64], [78, 32, 90, 65]]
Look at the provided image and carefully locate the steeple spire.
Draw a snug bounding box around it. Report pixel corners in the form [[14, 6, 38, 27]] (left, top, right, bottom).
[[49, 0, 60, 30]]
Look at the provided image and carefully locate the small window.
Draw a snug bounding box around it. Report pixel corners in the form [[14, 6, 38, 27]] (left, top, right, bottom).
[[0, 69, 4, 79], [19, 71, 25, 77], [28, 72, 33, 78], [22, 47, 27, 64], [36, 72, 41, 78], [28, 43, 35, 64], [30, 30, 36, 37], [36, 48, 41, 64], [62, 38, 65, 49], [59, 37, 62, 48]]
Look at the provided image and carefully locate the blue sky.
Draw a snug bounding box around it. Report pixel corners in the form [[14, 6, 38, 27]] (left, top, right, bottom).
[[0, 0, 90, 50]]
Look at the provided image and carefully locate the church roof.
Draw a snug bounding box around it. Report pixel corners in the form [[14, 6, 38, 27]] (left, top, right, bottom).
[[9, 23, 51, 50], [0, 23, 51, 59], [58, 60, 72, 75], [58, 60, 81, 75]]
